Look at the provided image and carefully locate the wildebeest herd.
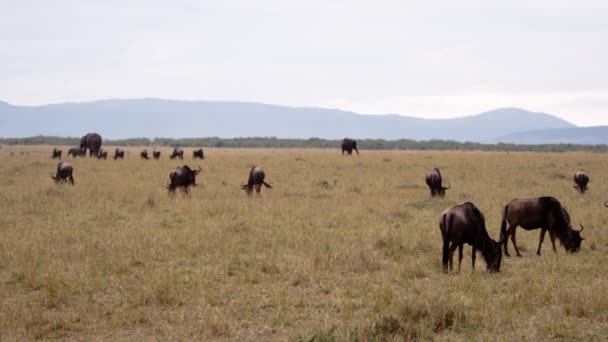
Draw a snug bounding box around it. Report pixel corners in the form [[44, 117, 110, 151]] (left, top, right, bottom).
[[50, 135, 595, 273]]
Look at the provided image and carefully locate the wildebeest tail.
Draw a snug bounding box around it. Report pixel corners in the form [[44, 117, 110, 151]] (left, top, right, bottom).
[[262, 181, 272, 188], [440, 212, 451, 272], [500, 204, 509, 243]]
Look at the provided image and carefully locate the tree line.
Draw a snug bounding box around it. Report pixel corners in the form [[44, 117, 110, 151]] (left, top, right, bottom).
[[1, 135, 607, 153]]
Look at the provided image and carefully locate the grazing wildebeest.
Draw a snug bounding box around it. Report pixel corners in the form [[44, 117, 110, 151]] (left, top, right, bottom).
[[97, 149, 108, 159], [500, 197, 584, 257], [153, 150, 161, 160], [167, 165, 201, 194], [440, 202, 503, 273], [80, 133, 103, 157], [113, 148, 125, 160], [193, 148, 205, 159], [51, 148, 62, 159], [573, 170, 589, 193], [67, 147, 85, 157], [140, 149, 149, 160], [425, 168, 450, 198], [170, 147, 184, 160], [341, 138, 359, 155], [51, 161, 74, 185], [242, 166, 272, 195]]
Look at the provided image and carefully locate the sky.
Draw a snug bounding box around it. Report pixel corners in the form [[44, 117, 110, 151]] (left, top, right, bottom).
[[1, 0, 607, 126]]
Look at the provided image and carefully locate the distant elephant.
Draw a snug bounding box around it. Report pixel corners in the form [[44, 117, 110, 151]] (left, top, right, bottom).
[[80, 133, 103, 157]]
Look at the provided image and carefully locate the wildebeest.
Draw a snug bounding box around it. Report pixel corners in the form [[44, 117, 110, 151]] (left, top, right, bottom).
[[605, 200, 608, 208], [425, 168, 450, 198], [193, 148, 205, 159], [97, 149, 108, 159], [440, 202, 503, 273], [80, 133, 103, 157], [67, 147, 85, 157], [51, 148, 62, 159], [140, 149, 149, 160], [113, 148, 125, 160], [500, 197, 584, 257], [167, 165, 201, 194], [341, 138, 359, 155], [242, 166, 272, 195], [51, 161, 74, 185], [170, 147, 184, 160], [573, 170, 589, 193], [153, 150, 161, 160]]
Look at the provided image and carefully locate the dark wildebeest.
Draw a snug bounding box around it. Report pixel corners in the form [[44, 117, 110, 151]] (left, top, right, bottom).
[[440, 202, 503, 273], [167, 165, 201, 195], [242, 166, 272, 195], [170, 147, 184, 160], [51, 161, 74, 185], [140, 149, 149, 160], [341, 138, 359, 155], [67, 147, 85, 158], [51, 148, 62, 159], [500, 197, 584, 257], [425, 168, 450, 198], [153, 150, 161, 160], [80, 133, 103, 157], [97, 149, 108, 159], [193, 148, 205, 159], [573, 170, 589, 193], [113, 148, 125, 160]]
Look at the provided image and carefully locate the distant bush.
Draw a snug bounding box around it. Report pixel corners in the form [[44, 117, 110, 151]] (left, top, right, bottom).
[[1, 135, 607, 152]]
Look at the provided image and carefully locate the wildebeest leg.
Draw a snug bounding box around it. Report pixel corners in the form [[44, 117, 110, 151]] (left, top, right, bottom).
[[471, 246, 476, 271], [256, 184, 261, 195], [457, 244, 463, 272], [69, 175, 74, 185], [549, 230, 557, 253], [536, 228, 547, 255], [509, 225, 522, 257], [448, 243, 459, 272]]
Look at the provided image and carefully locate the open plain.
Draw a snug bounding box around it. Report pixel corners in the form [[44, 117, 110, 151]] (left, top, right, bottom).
[[1, 146, 607, 341]]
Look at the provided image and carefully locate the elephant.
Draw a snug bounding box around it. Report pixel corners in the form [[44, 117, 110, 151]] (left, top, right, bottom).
[[80, 133, 103, 157]]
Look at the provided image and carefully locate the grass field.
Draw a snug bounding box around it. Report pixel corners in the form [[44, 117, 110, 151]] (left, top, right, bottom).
[[1, 146, 608, 341]]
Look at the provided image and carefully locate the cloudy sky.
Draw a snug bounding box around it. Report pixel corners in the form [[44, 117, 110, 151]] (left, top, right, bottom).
[[1, 0, 607, 126]]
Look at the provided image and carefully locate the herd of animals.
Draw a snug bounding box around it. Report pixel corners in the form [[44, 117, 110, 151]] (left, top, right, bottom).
[[47, 133, 605, 273]]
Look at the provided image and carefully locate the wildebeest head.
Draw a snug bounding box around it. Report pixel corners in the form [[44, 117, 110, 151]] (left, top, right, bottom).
[[486, 237, 505, 272], [558, 207, 584, 253]]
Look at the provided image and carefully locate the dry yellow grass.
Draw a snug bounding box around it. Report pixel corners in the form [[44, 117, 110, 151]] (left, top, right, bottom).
[[1, 146, 608, 341]]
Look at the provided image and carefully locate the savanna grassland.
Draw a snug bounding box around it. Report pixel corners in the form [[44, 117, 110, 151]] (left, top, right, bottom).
[[1, 146, 608, 341]]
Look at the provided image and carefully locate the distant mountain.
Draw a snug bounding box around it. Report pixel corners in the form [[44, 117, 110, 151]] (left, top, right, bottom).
[[491, 126, 608, 145], [0, 99, 577, 141]]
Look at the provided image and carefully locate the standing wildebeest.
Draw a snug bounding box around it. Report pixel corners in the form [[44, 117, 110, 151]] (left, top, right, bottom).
[[51, 161, 74, 185], [67, 147, 85, 157], [341, 138, 359, 155], [193, 148, 205, 159], [167, 165, 201, 194], [170, 147, 184, 160], [440, 202, 503, 273], [51, 148, 62, 159], [153, 150, 161, 160], [113, 148, 125, 160], [242, 166, 272, 195], [80, 133, 103, 157], [140, 149, 149, 160], [97, 149, 108, 159], [500, 197, 584, 257], [425, 168, 450, 198], [573, 170, 589, 193]]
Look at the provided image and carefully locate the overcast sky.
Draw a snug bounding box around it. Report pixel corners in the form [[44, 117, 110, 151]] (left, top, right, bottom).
[[1, 1, 607, 126]]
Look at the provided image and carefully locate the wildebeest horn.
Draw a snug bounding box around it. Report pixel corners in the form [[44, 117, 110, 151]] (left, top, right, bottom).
[[443, 182, 451, 190], [497, 235, 506, 245], [197, 166, 202, 172], [577, 224, 584, 232]]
